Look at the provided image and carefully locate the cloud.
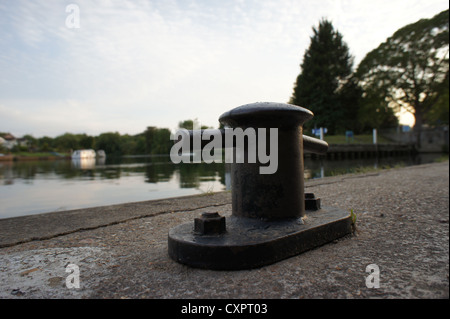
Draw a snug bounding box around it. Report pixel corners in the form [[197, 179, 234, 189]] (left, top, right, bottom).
[[0, 0, 448, 137]]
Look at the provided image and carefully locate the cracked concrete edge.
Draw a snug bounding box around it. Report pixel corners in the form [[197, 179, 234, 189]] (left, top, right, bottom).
[[0, 192, 231, 248]]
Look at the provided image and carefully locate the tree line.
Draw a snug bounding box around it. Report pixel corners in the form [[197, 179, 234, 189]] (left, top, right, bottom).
[[1, 120, 213, 156], [290, 9, 448, 135], [0, 127, 171, 156]]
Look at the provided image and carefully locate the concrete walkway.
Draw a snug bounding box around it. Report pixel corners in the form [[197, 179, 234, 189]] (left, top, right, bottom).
[[0, 161, 448, 299]]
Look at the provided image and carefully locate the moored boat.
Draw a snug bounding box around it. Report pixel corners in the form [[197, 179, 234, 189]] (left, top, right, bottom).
[[71, 149, 96, 159]]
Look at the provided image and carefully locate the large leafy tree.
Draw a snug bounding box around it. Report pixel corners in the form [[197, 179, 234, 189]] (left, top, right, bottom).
[[53, 133, 80, 152], [356, 10, 449, 136], [95, 132, 122, 155], [144, 126, 173, 155], [290, 19, 355, 134], [425, 74, 449, 125]]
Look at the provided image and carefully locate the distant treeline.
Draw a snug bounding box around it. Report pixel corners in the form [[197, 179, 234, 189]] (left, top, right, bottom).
[[2, 120, 208, 156]]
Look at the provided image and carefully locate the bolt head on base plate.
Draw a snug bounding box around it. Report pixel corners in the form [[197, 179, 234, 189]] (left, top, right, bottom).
[[168, 207, 352, 270]]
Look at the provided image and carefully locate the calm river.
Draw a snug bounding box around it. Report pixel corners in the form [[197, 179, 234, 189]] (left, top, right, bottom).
[[0, 153, 442, 219]]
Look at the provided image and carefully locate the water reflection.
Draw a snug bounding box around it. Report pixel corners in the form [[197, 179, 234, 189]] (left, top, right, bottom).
[[71, 158, 96, 170], [0, 153, 443, 185], [304, 153, 442, 179], [0, 153, 444, 218]]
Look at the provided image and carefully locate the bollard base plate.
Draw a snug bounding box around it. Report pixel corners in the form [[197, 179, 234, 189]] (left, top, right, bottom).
[[168, 206, 352, 270]]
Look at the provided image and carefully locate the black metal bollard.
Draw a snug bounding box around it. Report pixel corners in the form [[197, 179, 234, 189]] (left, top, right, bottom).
[[168, 102, 352, 270], [219, 102, 314, 220]]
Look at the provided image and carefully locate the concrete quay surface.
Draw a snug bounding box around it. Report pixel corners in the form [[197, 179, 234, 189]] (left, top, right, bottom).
[[0, 161, 448, 299]]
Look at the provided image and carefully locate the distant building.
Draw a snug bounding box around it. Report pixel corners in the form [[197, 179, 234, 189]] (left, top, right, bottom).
[[380, 126, 449, 153], [0, 133, 28, 150], [0, 133, 17, 150]]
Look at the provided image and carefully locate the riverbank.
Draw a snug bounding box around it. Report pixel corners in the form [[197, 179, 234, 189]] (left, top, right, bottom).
[[0, 153, 70, 162], [0, 161, 448, 299], [307, 142, 416, 159]]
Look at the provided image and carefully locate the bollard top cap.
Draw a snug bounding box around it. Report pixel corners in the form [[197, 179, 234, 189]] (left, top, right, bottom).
[[219, 102, 313, 128]]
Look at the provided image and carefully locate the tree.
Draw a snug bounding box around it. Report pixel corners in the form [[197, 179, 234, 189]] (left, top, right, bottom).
[[79, 134, 94, 149], [54, 133, 80, 152], [144, 126, 158, 154], [178, 119, 210, 130], [290, 19, 355, 134], [95, 132, 122, 155], [425, 74, 449, 125], [356, 10, 449, 139], [151, 128, 172, 155], [178, 120, 194, 130], [37, 136, 54, 152], [355, 85, 399, 132], [22, 134, 37, 151], [144, 126, 173, 155], [134, 134, 147, 154]]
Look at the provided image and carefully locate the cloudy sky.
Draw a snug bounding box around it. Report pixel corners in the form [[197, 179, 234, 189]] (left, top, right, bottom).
[[0, 0, 448, 138]]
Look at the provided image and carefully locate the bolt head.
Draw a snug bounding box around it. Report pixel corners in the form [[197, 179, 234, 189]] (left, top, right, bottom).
[[194, 212, 226, 235], [306, 198, 321, 210]]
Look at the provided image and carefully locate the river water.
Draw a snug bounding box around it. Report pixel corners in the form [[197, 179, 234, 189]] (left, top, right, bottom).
[[0, 153, 443, 219]]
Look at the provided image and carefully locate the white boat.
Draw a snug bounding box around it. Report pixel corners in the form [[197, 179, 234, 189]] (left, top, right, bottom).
[[96, 150, 106, 158], [71, 149, 96, 159]]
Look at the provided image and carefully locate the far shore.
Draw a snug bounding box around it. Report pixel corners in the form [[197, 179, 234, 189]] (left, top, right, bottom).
[[0, 153, 70, 162]]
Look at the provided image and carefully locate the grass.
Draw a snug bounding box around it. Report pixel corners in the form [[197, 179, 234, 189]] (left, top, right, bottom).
[[199, 183, 216, 196], [324, 162, 407, 179], [323, 134, 393, 144], [350, 209, 357, 234], [434, 154, 449, 162], [12, 151, 69, 157]]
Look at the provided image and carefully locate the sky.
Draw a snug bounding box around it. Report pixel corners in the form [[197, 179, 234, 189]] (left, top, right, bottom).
[[0, 0, 448, 138]]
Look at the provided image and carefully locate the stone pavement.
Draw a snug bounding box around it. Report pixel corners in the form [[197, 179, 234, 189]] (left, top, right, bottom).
[[0, 161, 448, 299]]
